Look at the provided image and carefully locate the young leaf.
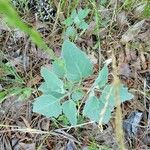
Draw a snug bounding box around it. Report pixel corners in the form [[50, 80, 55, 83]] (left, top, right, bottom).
[[41, 67, 65, 94], [62, 40, 93, 82], [83, 96, 101, 122], [62, 100, 77, 125], [94, 65, 108, 89], [33, 95, 62, 118]]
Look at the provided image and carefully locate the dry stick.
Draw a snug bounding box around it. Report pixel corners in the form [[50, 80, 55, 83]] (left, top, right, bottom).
[[112, 50, 126, 150]]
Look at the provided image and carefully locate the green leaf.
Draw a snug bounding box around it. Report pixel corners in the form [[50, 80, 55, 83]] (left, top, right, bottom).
[[74, 15, 81, 26], [62, 40, 93, 82], [78, 21, 89, 30], [71, 9, 77, 19], [78, 8, 90, 20], [71, 90, 84, 101], [41, 67, 65, 94], [63, 17, 74, 26], [62, 100, 77, 125], [99, 100, 112, 124], [17, 87, 32, 101], [33, 95, 62, 118], [38, 82, 48, 93], [99, 85, 115, 107], [58, 115, 69, 125], [38, 82, 64, 98], [120, 84, 134, 102], [94, 64, 108, 89], [83, 94, 113, 124], [65, 26, 76, 37], [52, 59, 65, 78], [100, 84, 134, 106], [83, 84, 134, 124], [0, 91, 7, 103], [83, 96, 101, 122]]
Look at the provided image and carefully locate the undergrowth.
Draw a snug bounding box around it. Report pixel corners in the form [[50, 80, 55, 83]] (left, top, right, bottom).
[[0, 0, 149, 149]]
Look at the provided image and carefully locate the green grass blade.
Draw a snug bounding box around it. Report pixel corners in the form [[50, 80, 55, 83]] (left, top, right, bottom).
[[0, 0, 57, 60]]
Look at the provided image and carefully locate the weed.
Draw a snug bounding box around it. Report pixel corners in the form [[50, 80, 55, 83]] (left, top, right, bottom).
[[33, 40, 134, 126], [63, 8, 90, 40]]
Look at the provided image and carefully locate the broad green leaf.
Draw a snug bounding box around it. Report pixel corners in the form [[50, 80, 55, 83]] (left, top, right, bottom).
[[99, 100, 112, 124], [65, 26, 76, 37], [52, 59, 65, 78], [100, 84, 134, 107], [71, 9, 77, 19], [38, 82, 48, 93], [38, 82, 64, 98], [62, 40, 93, 82], [83, 90, 113, 124], [41, 67, 65, 94], [63, 17, 74, 26], [71, 90, 84, 101], [94, 65, 108, 89], [99, 85, 115, 107], [74, 15, 81, 26], [62, 100, 77, 125], [120, 84, 134, 102], [33, 95, 62, 118], [83, 96, 101, 122], [78, 21, 89, 30], [78, 8, 90, 20]]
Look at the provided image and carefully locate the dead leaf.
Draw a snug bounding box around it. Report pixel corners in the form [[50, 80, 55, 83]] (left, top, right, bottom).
[[117, 11, 129, 27], [119, 63, 131, 77], [19, 143, 35, 150], [121, 20, 145, 43], [123, 111, 142, 138], [133, 3, 146, 18], [66, 140, 77, 150]]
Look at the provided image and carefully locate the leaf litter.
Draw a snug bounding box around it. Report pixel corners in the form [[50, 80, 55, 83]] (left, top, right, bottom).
[[0, 1, 150, 149]]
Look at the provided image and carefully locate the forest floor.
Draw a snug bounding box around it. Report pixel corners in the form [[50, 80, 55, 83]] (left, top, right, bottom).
[[0, 1, 150, 149]]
